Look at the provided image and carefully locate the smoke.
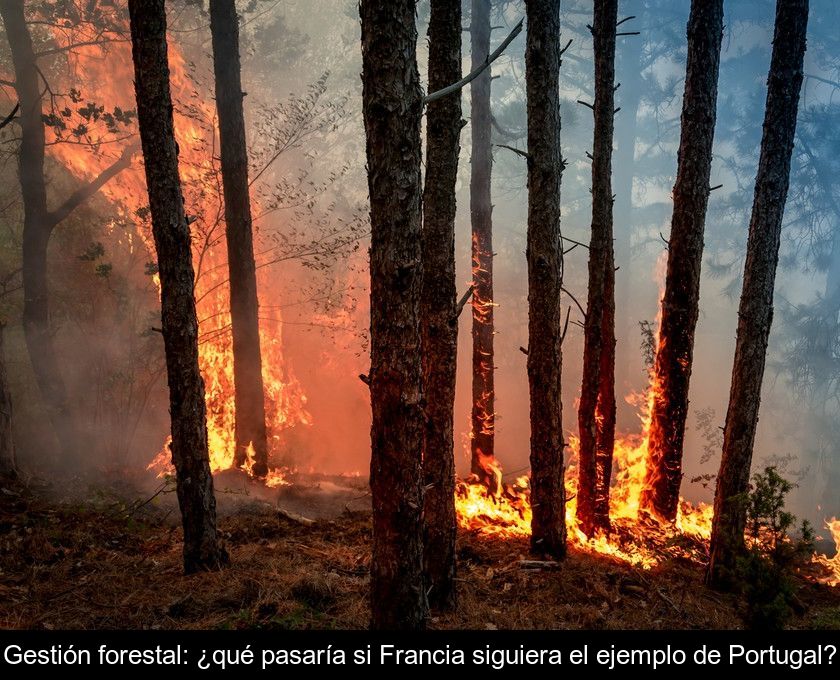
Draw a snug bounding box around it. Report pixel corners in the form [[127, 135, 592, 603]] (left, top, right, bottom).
[[1, 0, 839, 534]]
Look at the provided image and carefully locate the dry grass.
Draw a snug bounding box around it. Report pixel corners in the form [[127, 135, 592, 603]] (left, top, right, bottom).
[[0, 477, 838, 630]]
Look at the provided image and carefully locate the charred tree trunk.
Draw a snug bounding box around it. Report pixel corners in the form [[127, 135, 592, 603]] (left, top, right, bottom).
[[577, 0, 618, 538], [526, 0, 566, 559], [129, 0, 225, 574], [1, 0, 76, 463], [707, 0, 808, 588], [0, 323, 16, 479], [421, 0, 462, 611], [209, 0, 269, 477], [641, 0, 723, 522], [469, 0, 496, 488], [360, 0, 427, 630]]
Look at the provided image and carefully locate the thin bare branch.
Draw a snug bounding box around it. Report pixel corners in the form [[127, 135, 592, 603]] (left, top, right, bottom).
[[495, 143, 529, 160], [561, 286, 586, 319], [0, 102, 18, 130], [455, 285, 475, 318], [424, 18, 524, 105]]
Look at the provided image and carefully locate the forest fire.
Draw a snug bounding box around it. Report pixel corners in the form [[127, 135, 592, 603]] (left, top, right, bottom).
[[813, 519, 840, 586], [43, 16, 310, 484], [455, 374, 713, 568]]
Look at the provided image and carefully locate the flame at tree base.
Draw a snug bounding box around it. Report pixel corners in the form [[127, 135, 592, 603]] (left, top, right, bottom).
[[455, 388, 840, 581], [455, 431, 713, 569], [147, 438, 293, 489]]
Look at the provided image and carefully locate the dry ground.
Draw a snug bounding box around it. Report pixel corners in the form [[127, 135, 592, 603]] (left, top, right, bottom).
[[1, 474, 838, 630]]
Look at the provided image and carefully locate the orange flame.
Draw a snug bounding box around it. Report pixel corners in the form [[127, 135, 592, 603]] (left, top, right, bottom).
[[41, 9, 310, 483], [812, 518, 840, 586], [456, 251, 713, 568]]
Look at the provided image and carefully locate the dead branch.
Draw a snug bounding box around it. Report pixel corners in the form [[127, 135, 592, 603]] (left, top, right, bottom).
[[455, 284, 475, 318], [47, 142, 138, 230], [561, 235, 590, 250], [519, 560, 561, 571], [0, 102, 19, 130], [576, 99, 594, 110], [495, 143, 529, 160], [277, 507, 315, 526], [636, 571, 682, 613], [358, 373, 371, 386], [560, 306, 571, 344], [561, 285, 586, 319], [424, 18, 524, 105]]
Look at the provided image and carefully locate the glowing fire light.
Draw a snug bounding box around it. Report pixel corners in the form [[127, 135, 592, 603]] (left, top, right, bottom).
[[455, 378, 712, 569], [456, 251, 713, 569], [42, 10, 310, 485], [813, 518, 840, 586]]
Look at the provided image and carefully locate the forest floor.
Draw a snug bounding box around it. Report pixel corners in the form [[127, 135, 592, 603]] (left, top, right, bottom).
[[1, 472, 839, 630]]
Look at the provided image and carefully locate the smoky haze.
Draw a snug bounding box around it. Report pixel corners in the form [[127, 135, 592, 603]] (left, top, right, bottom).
[[0, 0, 838, 531]]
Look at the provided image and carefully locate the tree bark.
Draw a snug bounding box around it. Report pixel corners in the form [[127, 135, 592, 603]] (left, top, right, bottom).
[[1, 0, 77, 464], [209, 0, 269, 477], [707, 0, 808, 588], [577, 0, 618, 538], [422, 0, 461, 611], [469, 0, 496, 488], [641, 0, 723, 522], [360, 0, 427, 630], [0, 323, 16, 479], [128, 0, 225, 574], [526, 0, 566, 559]]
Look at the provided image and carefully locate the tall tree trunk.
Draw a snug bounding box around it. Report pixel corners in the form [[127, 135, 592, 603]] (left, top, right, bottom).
[[128, 0, 225, 574], [209, 0, 269, 477], [360, 0, 427, 630], [526, 0, 566, 559], [641, 0, 723, 521], [577, 0, 618, 538], [1, 0, 77, 464], [0, 323, 16, 479], [422, 0, 461, 611], [469, 0, 496, 488], [707, 0, 808, 588]]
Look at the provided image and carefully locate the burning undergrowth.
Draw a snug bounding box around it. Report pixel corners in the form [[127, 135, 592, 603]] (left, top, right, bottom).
[[455, 383, 840, 586], [41, 9, 313, 484], [1, 478, 839, 630]]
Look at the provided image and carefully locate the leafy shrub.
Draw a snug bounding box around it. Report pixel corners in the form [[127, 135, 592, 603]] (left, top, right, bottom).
[[737, 466, 814, 630]]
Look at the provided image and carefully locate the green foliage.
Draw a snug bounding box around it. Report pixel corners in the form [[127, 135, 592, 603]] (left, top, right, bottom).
[[737, 467, 815, 631]]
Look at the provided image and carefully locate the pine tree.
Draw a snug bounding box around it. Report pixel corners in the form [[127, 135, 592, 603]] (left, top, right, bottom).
[[360, 0, 427, 630], [422, 0, 462, 610], [577, 0, 618, 537], [209, 0, 269, 476], [128, 0, 226, 573], [707, 0, 809, 588], [526, 0, 566, 559], [642, 0, 724, 521]]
